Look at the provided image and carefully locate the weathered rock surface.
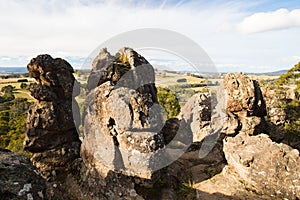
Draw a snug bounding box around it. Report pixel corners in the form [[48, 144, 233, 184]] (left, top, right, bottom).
[[0, 149, 46, 200], [261, 86, 287, 126], [180, 93, 212, 142], [223, 73, 268, 135], [82, 47, 165, 180], [224, 133, 300, 199], [15, 52, 299, 200], [24, 54, 81, 178], [181, 73, 268, 142], [192, 73, 300, 199], [87, 47, 151, 91], [261, 85, 300, 151]]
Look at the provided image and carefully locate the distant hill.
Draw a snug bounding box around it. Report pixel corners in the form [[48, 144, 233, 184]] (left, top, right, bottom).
[[264, 69, 288, 75], [0, 67, 27, 74], [245, 69, 288, 76]]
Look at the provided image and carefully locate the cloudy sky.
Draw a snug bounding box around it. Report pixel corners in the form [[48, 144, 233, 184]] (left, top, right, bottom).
[[0, 0, 300, 73]]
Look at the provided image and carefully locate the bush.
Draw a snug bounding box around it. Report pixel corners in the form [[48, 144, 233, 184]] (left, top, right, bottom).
[[157, 87, 181, 119], [1, 85, 14, 93], [0, 97, 32, 155], [176, 78, 187, 83], [20, 82, 28, 89], [17, 79, 28, 83], [275, 61, 300, 145]]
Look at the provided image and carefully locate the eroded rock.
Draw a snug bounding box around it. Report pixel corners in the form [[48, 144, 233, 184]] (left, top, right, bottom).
[[180, 93, 212, 142], [224, 133, 300, 199], [82, 48, 164, 180], [223, 73, 268, 135], [0, 149, 46, 200], [24, 54, 80, 178]]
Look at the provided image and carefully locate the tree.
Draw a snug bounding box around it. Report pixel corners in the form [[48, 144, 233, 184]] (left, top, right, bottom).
[[1, 85, 15, 101], [1, 85, 14, 93], [276, 61, 300, 146], [20, 82, 28, 89], [276, 61, 300, 92], [0, 97, 32, 155], [157, 87, 181, 119]]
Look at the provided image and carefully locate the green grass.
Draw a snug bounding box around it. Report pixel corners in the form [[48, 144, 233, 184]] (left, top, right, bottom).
[[0, 78, 35, 101]]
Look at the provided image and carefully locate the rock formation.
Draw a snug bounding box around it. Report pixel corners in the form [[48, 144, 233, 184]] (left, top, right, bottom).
[[261, 84, 300, 151], [262, 86, 287, 126], [5, 51, 296, 200], [192, 73, 300, 199], [82, 47, 166, 180], [24, 54, 81, 178], [0, 149, 46, 200], [180, 93, 212, 142], [81, 62, 300, 199], [181, 73, 268, 143], [223, 73, 268, 135], [224, 133, 300, 198]]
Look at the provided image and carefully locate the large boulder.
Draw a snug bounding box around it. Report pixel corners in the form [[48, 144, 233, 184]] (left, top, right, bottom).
[[180, 73, 268, 142], [24, 54, 81, 178], [223, 73, 267, 135], [192, 73, 299, 199], [82, 48, 165, 180], [180, 93, 212, 142], [224, 133, 300, 199]]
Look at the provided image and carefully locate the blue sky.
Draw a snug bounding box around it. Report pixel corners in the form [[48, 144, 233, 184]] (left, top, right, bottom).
[[0, 0, 300, 73]]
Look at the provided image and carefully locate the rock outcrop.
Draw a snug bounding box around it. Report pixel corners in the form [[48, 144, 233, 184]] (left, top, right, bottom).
[[224, 133, 300, 198], [0, 149, 46, 200], [223, 73, 267, 135], [262, 86, 287, 126], [181, 73, 268, 142], [82, 47, 165, 180], [15, 51, 299, 200], [261, 84, 300, 151], [24, 54, 81, 178], [193, 73, 300, 199], [180, 93, 212, 142]]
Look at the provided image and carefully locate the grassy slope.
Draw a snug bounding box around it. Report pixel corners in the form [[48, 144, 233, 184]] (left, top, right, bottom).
[[0, 78, 35, 101]]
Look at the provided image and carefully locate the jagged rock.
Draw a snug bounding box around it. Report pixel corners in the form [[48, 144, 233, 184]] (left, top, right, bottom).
[[180, 73, 268, 142], [191, 74, 300, 200], [24, 54, 80, 178], [223, 133, 300, 199], [223, 73, 266, 116], [180, 93, 212, 142], [82, 48, 164, 180], [0, 149, 46, 200], [223, 73, 268, 135], [87, 47, 151, 91]]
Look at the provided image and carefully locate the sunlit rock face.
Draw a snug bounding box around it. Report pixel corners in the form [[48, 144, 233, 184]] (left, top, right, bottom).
[[224, 133, 300, 199], [24, 54, 81, 178], [223, 73, 268, 135], [81, 47, 166, 180], [181, 73, 268, 143]]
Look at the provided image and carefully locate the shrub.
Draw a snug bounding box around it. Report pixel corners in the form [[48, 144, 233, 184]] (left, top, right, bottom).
[[157, 87, 181, 119], [176, 78, 187, 83], [20, 82, 28, 89]]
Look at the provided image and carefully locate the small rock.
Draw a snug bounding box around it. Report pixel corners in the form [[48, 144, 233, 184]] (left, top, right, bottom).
[[27, 193, 34, 200]]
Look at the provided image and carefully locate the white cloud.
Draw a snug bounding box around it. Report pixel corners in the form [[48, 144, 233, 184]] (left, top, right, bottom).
[[0, 0, 299, 72], [237, 8, 300, 34], [281, 55, 300, 63]]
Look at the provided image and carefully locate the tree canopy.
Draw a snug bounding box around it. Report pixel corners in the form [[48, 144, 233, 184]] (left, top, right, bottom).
[[157, 87, 181, 119]]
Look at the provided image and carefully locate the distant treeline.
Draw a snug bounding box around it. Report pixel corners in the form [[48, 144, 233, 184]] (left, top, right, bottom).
[[0, 73, 29, 79]]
